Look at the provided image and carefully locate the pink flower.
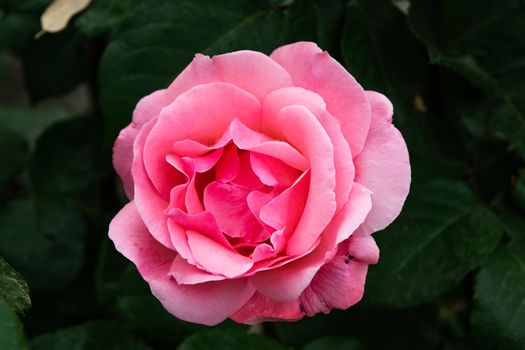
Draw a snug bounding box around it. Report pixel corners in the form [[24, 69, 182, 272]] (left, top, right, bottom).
[[109, 42, 410, 325]]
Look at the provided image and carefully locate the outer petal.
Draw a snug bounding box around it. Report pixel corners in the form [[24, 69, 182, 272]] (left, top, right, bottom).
[[354, 91, 411, 235], [109, 201, 175, 277], [108, 202, 255, 325], [166, 51, 294, 102], [299, 233, 379, 316], [132, 118, 173, 249], [230, 293, 303, 324], [113, 89, 167, 198], [271, 42, 370, 156]]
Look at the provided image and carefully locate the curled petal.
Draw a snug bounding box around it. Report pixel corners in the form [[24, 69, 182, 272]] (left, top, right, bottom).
[[271, 42, 371, 156], [354, 91, 411, 235], [167, 51, 294, 102], [230, 293, 303, 324], [143, 83, 261, 198], [186, 230, 254, 278], [113, 89, 167, 198], [299, 233, 379, 316], [278, 105, 336, 256], [250, 183, 371, 301], [263, 87, 354, 210]]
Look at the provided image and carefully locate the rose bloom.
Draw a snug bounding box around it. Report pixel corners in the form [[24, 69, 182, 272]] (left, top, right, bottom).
[[109, 42, 410, 325]]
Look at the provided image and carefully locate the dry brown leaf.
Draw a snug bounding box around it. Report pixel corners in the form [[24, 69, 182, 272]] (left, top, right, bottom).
[[36, 0, 92, 38]]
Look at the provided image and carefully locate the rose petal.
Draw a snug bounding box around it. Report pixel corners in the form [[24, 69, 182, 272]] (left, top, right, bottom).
[[246, 190, 279, 232], [299, 233, 379, 316], [186, 230, 254, 278], [278, 105, 336, 256], [113, 89, 168, 198], [262, 86, 354, 210], [166, 51, 294, 102], [259, 171, 309, 232], [230, 119, 309, 171], [168, 208, 234, 249], [354, 91, 411, 235], [113, 125, 139, 199], [183, 148, 224, 173], [150, 271, 255, 326], [143, 83, 261, 199], [271, 42, 371, 157], [203, 181, 268, 242], [112, 205, 255, 324], [132, 89, 169, 125], [299, 256, 369, 316], [215, 143, 240, 182], [251, 243, 277, 262], [230, 293, 303, 324], [172, 128, 231, 157], [250, 152, 300, 188], [109, 201, 175, 277], [231, 151, 265, 190], [250, 183, 371, 301], [132, 118, 173, 249], [169, 255, 225, 285]]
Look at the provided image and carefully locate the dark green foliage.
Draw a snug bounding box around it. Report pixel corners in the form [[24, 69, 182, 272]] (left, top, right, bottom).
[[0, 299, 27, 350], [177, 330, 285, 350], [22, 28, 89, 101], [31, 321, 151, 350], [472, 241, 525, 349], [99, 0, 285, 144], [0, 0, 524, 348], [0, 195, 86, 293], [366, 181, 501, 307], [302, 336, 364, 350]]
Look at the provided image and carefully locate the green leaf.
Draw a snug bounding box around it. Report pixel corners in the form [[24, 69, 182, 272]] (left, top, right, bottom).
[[497, 207, 525, 242], [177, 330, 285, 350], [30, 117, 106, 193], [76, 0, 144, 38], [117, 295, 205, 344], [303, 336, 364, 350], [0, 105, 70, 148], [31, 321, 151, 350], [2, 0, 51, 13], [0, 299, 27, 350], [340, 0, 463, 180], [0, 256, 30, 313], [365, 180, 502, 307], [472, 241, 525, 349], [342, 0, 426, 107], [99, 0, 285, 144], [278, 308, 439, 349], [408, 0, 525, 158], [0, 130, 28, 183], [0, 13, 40, 52], [23, 27, 89, 101], [0, 195, 85, 292], [284, 0, 345, 55], [95, 238, 149, 305]]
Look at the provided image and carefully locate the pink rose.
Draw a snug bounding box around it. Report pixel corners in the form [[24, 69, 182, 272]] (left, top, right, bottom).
[[109, 42, 410, 325]]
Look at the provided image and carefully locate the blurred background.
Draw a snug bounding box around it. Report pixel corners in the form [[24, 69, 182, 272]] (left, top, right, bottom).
[[0, 0, 524, 349]]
